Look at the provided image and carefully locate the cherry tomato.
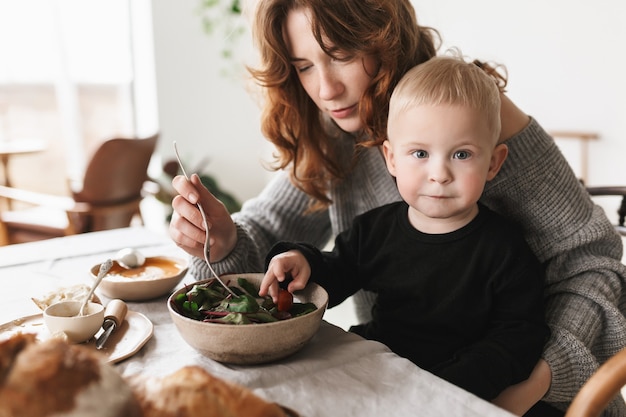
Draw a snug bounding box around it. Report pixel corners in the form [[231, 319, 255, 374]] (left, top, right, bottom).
[[277, 289, 293, 312]]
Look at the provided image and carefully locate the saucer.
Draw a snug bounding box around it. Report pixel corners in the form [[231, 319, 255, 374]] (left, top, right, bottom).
[[0, 310, 153, 364]]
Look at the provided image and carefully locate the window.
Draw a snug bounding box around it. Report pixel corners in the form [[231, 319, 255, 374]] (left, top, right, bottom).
[[0, 0, 156, 194]]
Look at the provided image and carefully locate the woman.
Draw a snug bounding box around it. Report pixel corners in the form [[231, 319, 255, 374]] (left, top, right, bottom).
[[169, 1, 626, 415]]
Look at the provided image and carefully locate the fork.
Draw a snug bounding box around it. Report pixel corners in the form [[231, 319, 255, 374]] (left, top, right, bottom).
[[173, 141, 236, 296]]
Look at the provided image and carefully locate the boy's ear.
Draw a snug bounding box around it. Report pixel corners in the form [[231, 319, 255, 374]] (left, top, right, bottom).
[[486, 143, 508, 181], [382, 140, 397, 177]]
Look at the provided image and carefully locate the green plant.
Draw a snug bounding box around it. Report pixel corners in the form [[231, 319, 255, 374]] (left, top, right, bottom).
[[196, 173, 242, 214], [153, 158, 242, 222], [199, 0, 242, 35], [197, 0, 246, 63]]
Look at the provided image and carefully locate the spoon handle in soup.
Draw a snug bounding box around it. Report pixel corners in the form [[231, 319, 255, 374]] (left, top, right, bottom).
[[79, 259, 113, 316]]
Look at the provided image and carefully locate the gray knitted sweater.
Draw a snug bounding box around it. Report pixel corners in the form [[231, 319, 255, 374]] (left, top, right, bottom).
[[191, 118, 626, 415]]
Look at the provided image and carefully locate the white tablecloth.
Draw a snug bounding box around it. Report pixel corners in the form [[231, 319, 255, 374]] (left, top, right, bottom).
[[0, 227, 514, 417]]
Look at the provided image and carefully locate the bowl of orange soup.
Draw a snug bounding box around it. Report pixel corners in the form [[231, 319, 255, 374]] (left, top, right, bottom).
[[90, 256, 188, 301]]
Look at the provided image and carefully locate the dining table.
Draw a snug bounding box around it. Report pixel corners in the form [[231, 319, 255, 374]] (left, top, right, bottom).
[[0, 226, 515, 417]]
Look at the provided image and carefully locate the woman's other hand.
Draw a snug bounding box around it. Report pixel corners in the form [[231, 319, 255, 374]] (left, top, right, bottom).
[[169, 173, 237, 261]]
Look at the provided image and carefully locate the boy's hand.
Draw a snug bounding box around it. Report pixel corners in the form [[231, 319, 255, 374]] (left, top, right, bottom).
[[260, 250, 311, 302]]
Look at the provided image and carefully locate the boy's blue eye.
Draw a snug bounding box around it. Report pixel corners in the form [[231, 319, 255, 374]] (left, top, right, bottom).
[[411, 150, 428, 159], [454, 150, 471, 160]]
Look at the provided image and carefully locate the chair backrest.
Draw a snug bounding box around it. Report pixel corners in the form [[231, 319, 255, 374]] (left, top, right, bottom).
[[586, 186, 626, 236], [73, 133, 159, 205]]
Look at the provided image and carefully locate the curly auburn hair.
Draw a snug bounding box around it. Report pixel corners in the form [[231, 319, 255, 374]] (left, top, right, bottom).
[[249, 0, 440, 210]]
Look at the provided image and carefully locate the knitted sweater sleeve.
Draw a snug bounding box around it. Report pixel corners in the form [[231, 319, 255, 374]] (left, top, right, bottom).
[[481, 118, 626, 415], [189, 171, 332, 279]]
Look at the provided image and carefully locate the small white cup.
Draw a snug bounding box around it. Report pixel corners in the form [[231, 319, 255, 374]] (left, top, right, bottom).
[[44, 301, 104, 343]]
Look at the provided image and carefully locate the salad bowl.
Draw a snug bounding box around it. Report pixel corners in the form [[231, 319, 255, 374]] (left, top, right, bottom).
[[168, 273, 328, 365]]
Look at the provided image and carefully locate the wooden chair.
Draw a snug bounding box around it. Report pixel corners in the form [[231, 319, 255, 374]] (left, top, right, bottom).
[[565, 347, 626, 417], [0, 133, 158, 245], [550, 131, 598, 185], [586, 186, 626, 236], [549, 131, 626, 237]]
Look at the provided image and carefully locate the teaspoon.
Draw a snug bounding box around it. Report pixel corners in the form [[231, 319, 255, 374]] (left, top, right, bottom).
[[79, 259, 113, 316], [173, 141, 236, 296]]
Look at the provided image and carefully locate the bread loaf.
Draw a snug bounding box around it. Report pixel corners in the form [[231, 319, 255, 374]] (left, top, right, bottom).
[[128, 366, 296, 417], [0, 333, 140, 417]]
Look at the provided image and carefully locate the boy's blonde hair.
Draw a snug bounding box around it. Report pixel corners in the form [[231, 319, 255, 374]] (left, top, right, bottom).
[[388, 54, 502, 143]]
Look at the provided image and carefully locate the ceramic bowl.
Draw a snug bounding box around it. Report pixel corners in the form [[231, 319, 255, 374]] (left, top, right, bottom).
[[91, 256, 188, 301], [43, 301, 105, 343], [168, 273, 328, 365]]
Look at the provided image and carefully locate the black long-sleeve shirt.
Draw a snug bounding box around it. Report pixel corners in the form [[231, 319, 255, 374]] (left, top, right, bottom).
[[266, 202, 549, 400]]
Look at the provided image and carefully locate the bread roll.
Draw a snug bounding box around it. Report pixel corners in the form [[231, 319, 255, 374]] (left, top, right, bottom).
[[0, 333, 140, 417], [128, 366, 295, 417]]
